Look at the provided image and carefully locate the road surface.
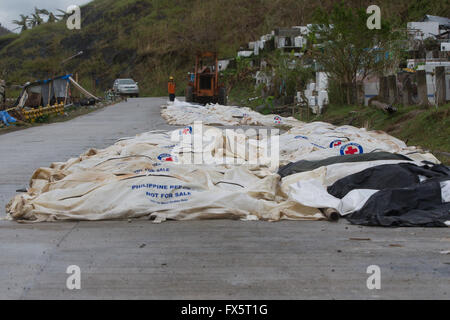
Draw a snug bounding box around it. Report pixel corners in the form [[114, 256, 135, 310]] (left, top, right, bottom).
[[0, 98, 449, 299]]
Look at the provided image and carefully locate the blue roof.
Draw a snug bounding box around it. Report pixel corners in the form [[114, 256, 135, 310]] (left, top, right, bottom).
[[36, 74, 72, 84]]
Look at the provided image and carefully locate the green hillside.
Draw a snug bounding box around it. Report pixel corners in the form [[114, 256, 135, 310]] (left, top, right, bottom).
[[0, 0, 449, 96], [0, 24, 10, 36]]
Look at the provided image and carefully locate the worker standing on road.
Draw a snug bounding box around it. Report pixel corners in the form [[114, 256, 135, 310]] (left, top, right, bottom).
[[168, 76, 176, 102]]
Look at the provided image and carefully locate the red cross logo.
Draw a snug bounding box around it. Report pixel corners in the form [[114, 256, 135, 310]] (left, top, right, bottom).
[[158, 153, 174, 162], [345, 146, 359, 155], [334, 141, 342, 147], [340, 143, 363, 156]]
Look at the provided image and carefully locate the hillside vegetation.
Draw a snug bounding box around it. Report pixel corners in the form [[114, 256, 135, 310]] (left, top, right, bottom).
[[0, 24, 10, 36], [1, 0, 449, 96]]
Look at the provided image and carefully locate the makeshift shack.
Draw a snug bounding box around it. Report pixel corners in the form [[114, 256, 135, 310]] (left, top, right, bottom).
[[13, 74, 100, 109]]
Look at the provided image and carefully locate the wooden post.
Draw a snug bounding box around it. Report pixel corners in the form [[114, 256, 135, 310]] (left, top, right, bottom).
[[387, 75, 398, 104], [356, 82, 364, 105], [47, 77, 53, 107], [0, 80, 5, 111], [402, 75, 413, 106], [63, 81, 69, 106], [379, 76, 388, 103], [75, 73, 79, 100], [435, 66, 446, 106], [416, 70, 429, 107]]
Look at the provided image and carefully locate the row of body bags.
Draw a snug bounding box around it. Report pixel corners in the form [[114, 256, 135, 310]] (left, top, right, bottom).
[[6, 102, 448, 226]]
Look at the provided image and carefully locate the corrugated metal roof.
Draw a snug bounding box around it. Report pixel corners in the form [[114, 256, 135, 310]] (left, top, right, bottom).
[[422, 15, 450, 26]]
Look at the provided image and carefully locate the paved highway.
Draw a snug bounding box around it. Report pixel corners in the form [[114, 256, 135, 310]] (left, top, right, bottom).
[[0, 98, 448, 299]]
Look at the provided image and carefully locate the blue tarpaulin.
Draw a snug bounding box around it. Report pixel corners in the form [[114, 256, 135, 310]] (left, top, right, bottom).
[[0, 111, 17, 126]]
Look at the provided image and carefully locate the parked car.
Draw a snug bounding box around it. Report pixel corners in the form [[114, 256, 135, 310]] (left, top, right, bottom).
[[113, 79, 140, 97]]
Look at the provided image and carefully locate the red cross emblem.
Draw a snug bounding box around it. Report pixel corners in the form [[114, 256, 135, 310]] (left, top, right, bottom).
[[329, 139, 343, 148], [345, 146, 358, 155], [181, 126, 192, 135], [340, 143, 363, 156], [158, 153, 174, 162]]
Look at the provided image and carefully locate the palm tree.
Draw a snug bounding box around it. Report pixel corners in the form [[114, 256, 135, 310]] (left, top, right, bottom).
[[55, 9, 70, 21], [28, 7, 44, 28], [47, 12, 58, 23], [36, 8, 57, 23], [37, 8, 49, 15], [29, 13, 43, 27], [12, 14, 29, 32]]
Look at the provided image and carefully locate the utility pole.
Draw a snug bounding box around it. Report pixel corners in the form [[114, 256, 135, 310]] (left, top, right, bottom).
[[61, 51, 83, 102]]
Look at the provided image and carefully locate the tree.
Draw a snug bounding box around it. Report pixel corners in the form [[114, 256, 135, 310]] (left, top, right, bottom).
[[310, 2, 403, 105], [12, 15, 29, 32], [12, 8, 57, 32], [36, 9, 57, 23], [268, 50, 314, 99], [47, 13, 58, 23], [36, 8, 50, 16], [28, 7, 45, 28], [55, 9, 70, 21]]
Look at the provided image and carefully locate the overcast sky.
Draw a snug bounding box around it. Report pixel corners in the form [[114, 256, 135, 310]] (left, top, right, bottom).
[[0, 0, 91, 31]]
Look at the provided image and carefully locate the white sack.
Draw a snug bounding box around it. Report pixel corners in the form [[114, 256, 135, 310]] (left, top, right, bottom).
[[6, 100, 441, 223], [288, 179, 378, 216]]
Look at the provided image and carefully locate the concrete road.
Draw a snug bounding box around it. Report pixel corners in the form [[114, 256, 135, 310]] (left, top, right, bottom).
[[0, 98, 449, 300]]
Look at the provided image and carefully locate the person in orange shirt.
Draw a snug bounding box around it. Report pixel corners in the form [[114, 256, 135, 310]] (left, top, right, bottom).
[[168, 76, 176, 102]]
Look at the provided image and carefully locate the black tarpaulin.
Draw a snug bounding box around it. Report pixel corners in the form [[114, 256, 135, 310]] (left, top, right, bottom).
[[327, 163, 450, 227], [327, 163, 450, 199], [346, 180, 450, 227]]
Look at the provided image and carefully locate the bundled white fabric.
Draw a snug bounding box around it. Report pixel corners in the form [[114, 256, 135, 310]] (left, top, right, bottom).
[[279, 159, 427, 197], [6, 101, 442, 223], [162, 101, 438, 166], [288, 179, 378, 216], [6, 125, 322, 222], [441, 181, 450, 203], [162, 99, 299, 127], [8, 164, 288, 222]]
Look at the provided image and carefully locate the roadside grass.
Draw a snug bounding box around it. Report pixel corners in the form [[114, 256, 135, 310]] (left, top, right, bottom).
[[228, 79, 262, 108]]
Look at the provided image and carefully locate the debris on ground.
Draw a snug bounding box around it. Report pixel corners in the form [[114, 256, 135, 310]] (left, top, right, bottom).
[[0, 110, 17, 126]]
